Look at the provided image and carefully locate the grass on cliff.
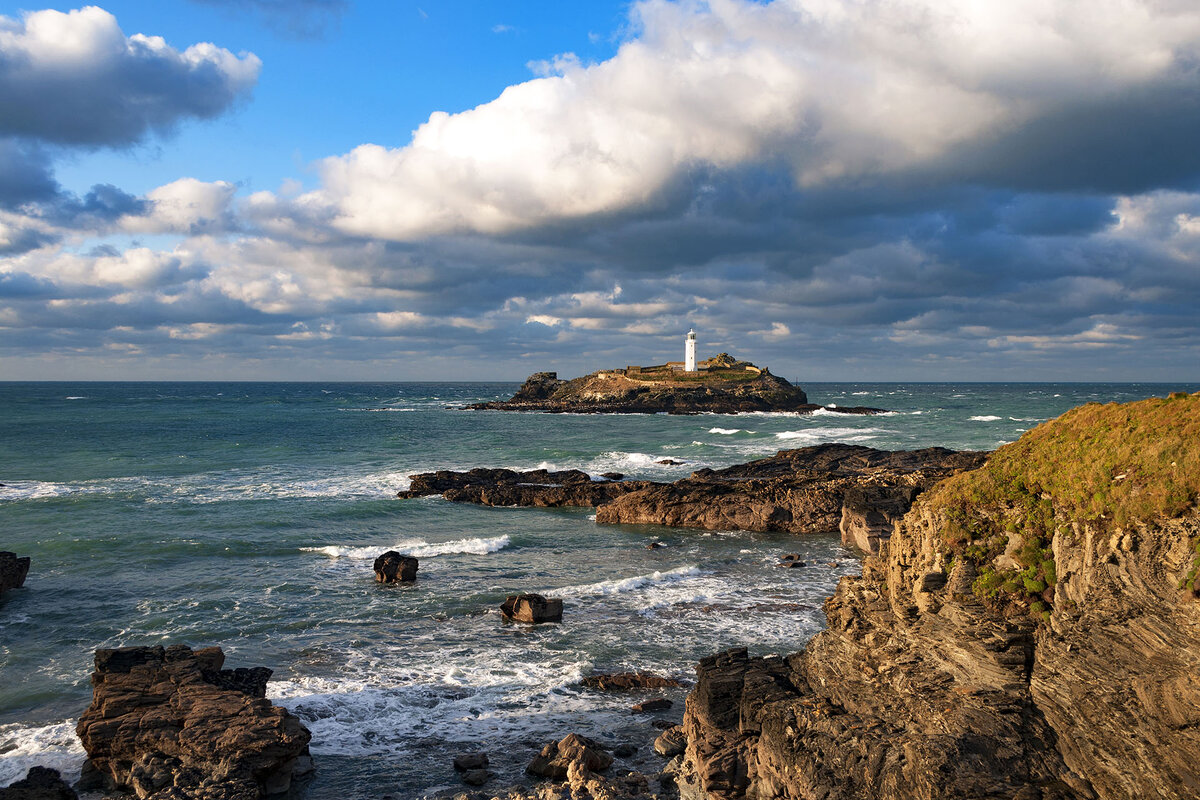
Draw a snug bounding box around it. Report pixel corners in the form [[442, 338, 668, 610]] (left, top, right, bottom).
[[930, 392, 1200, 617]]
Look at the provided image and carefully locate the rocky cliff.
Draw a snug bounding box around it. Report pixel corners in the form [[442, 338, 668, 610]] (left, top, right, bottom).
[[468, 359, 881, 415], [676, 392, 1200, 800]]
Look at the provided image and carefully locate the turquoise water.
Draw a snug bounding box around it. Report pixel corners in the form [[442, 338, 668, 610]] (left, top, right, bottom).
[[0, 381, 1194, 797]]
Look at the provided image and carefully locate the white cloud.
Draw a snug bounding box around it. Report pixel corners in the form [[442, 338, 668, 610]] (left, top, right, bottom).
[[0, 6, 261, 146], [121, 178, 237, 234], [299, 0, 1200, 241]]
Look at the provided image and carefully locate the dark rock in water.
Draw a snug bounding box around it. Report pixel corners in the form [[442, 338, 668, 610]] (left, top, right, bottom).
[[453, 753, 488, 772], [613, 743, 638, 758], [650, 718, 676, 730], [0, 552, 31, 595], [631, 698, 672, 713], [526, 733, 612, 778], [500, 593, 562, 623], [0, 766, 77, 799], [398, 467, 655, 508], [646, 541, 666, 550], [374, 551, 418, 583], [76, 644, 312, 799], [599, 472, 625, 481], [653, 726, 686, 758], [778, 553, 806, 568], [656, 459, 684, 466], [459, 769, 490, 786], [581, 672, 684, 691]]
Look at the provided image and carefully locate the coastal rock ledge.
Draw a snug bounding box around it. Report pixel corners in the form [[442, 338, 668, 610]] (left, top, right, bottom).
[[468, 357, 883, 415], [676, 392, 1200, 800], [76, 645, 312, 799]]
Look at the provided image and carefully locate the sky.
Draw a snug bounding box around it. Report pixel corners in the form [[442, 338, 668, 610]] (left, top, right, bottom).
[[0, 0, 1198, 382]]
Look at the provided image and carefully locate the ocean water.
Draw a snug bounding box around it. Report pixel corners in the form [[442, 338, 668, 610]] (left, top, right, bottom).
[[0, 381, 1195, 797]]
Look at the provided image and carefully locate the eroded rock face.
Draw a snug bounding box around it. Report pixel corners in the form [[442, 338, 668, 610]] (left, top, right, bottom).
[[76, 644, 312, 799], [373, 551, 418, 583], [0, 552, 31, 595], [677, 399, 1200, 800], [596, 444, 985, 534], [581, 672, 685, 691], [501, 593, 563, 623], [527, 734, 613, 779]]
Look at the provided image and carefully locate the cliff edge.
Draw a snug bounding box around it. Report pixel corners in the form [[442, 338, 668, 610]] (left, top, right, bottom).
[[678, 391, 1200, 800], [468, 355, 881, 415]]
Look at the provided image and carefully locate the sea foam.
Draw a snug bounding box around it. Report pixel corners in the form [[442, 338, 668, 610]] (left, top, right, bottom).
[[302, 535, 511, 560]]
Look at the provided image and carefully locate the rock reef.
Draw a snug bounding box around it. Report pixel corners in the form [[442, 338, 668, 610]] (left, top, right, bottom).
[[401, 444, 986, 538], [675, 392, 1200, 800], [468, 359, 883, 415], [76, 644, 312, 799]]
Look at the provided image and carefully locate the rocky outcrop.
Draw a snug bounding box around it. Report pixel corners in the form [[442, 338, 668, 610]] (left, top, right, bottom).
[[0, 552, 30, 595], [581, 672, 686, 691], [399, 467, 655, 507], [501, 594, 563, 623], [0, 767, 77, 800], [76, 644, 313, 799], [677, 393, 1200, 800], [373, 551, 418, 583], [596, 444, 985, 534], [527, 734, 613, 779], [469, 360, 884, 415]]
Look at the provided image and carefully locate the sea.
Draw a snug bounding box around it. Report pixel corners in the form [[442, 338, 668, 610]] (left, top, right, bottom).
[[1, 381, 1195, 798]]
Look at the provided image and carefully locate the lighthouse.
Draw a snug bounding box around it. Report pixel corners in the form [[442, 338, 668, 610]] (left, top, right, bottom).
[[685, 329, 697, 372]]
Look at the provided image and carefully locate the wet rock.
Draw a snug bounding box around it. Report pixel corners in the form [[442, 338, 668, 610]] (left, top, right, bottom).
[[373, 551, 418, 583], [646, 541, 667, 549], [76, 644, 312, 799], [526, 733, 613, 779], [631, 698, 672, 713], [600, 472, 625, 481], [613, 743, 638, 758], [656, 459, 685, 466], [0, 552, 31, 596], [460, 769, 490, 786], [453, 753, 488, 771], [650, 718, 676, 730], [581, 672, 684, 691], [778, 553, 806, 568], [0, 766, 77, 800], [500, 593, 562, 624], [398, 467, 654, 508], [653, 726, 687, 757]]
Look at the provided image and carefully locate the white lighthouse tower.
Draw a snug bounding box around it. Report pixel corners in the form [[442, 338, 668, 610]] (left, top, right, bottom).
[[685, 329, 697, 372]]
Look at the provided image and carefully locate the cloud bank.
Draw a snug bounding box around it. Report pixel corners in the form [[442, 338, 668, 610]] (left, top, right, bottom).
[[1, 0, 1199, 381]]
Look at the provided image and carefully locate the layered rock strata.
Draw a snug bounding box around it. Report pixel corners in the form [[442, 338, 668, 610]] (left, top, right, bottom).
[[76, 645, 312, 799], [677, 393, 1200, 800], [0, 551, 30, 595]]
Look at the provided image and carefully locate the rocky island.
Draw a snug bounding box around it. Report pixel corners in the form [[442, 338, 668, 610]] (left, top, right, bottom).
[[468, 354, 883, 415]]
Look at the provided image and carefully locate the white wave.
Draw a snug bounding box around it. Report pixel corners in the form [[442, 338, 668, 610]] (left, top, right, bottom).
[[775, 426, 884, 443], [969, 415, 1002, 422], [850, 391, 871, 395], [303, 535, 510, 560], [0, 721, 84, 786], [708, 427, 742, 434], [564, 565, 701, 596], [64, 396, 86, 400], [1008, 417, 1045, 422]]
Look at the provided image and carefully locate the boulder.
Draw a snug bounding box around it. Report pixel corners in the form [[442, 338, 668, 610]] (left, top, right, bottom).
[[653, 726, 687, 758], [453, 753, 488, 772], [778, 554, 806, 568], [460, 769, 490, 786], [631, 698, 672, 713], [0, 552, 30, 595], [373, 551, 418, 583], [0, 767, 77, 800], [75, 644, 312, 799], [500, 594, 562, 624], [526, 734, 613, 779], [580, 672, 684, 691]]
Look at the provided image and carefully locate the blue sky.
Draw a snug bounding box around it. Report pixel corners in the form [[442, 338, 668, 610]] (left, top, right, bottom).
[[1, 0, 1199, 381]]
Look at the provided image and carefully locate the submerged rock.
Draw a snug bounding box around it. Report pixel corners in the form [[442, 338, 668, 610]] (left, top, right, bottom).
[[0, 552, 30, 596], [76, 644, 312, 799], [373, 551, 418, 583], [0, 766, 77, 800], [500, 593, 563, 624]]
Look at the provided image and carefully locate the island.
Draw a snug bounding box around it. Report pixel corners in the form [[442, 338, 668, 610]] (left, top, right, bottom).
[[469, 352, 884, 415]]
